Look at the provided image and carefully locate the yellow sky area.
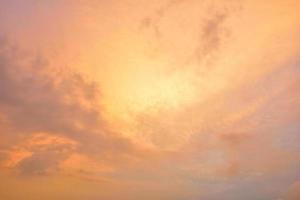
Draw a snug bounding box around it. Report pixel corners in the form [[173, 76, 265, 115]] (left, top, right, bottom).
[[75, 0, 300, 149], [1, 0, 296, 150]]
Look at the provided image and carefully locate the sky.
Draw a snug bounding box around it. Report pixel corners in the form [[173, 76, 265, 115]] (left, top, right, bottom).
[[0, 0, 300, 199]]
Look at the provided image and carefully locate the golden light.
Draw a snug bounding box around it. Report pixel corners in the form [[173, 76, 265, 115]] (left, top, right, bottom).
[[99, 56, 197, 147]]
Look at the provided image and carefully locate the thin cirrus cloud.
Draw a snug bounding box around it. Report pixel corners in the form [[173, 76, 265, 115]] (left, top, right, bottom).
[[0, 0, 300, 199]]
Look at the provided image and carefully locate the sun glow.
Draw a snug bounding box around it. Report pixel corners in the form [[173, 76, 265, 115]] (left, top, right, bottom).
[[119, 69, 195, 112], [100, 61, 196, 141]]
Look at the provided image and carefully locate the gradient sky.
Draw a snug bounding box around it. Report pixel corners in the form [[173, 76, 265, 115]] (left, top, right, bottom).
[[0, 0, 300, 199]]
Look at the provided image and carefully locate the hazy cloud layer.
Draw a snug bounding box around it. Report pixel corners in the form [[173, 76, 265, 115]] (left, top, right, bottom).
[[0, 0, 300, 199]]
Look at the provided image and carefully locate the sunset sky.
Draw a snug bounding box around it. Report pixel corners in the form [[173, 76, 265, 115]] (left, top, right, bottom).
[[0, 0, 300, 199]]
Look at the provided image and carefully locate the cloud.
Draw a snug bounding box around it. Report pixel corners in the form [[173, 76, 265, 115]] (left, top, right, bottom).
[[0, 37, 150, 178], [1, 0, 300, 199], [16, 151, 66, 176], [139, 0, 241, 67], [193, 12, 228, 62], [9, 133, 76, 176]]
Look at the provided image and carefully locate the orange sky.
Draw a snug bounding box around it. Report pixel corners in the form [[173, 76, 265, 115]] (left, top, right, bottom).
[[1, 0, 300, 199]]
